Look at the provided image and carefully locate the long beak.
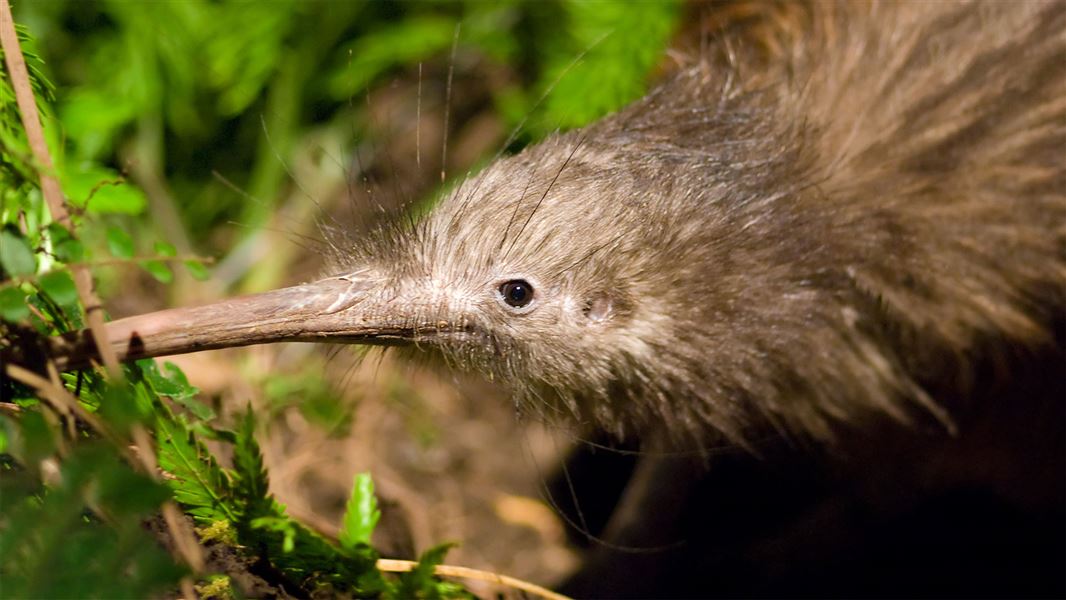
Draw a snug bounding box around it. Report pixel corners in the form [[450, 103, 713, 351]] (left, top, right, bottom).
[[40, 275, 408, 371]]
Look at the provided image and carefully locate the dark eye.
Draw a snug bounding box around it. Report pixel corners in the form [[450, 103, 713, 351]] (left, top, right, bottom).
[[499, 279, 534, 308]]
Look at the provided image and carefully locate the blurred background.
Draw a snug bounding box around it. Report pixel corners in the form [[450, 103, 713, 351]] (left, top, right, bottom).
[[14, 0, 681, 591]]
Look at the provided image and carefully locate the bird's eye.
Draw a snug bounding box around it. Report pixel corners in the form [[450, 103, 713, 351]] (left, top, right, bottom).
[[499, 279, 534, 309]]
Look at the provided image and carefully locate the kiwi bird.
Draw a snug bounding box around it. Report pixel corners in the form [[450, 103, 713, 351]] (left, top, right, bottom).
[[19, 1, 1066, 595]]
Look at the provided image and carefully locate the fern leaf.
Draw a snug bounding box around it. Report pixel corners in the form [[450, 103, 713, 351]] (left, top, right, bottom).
[[339, 472, 381, 552], [232, 405, 272, 517], [155, 413, 238, 523]]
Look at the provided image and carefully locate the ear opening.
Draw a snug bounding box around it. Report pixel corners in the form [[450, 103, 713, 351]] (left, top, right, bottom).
[[584, 293, 614, 323]]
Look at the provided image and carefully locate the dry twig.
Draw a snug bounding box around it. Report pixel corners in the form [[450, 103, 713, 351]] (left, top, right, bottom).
[[376, 558, 572, 600]]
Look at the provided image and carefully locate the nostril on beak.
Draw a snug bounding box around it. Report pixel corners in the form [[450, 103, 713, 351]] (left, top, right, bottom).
[[322, 273, 374, 315]]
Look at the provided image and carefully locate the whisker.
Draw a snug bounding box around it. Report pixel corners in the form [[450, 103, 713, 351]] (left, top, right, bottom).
[[499, 31, 610, 160], [551, 430, 592, 543], [506, 134, 587, 258], [519, 421, 684, 554], [446, 30, 610, 241], [416, 62, 423, 172], [440, 24, 461, 184], [224, 220, 326, 255], [497, 164, 540, 254], [259, 115, 344, 233], [364, 91, 406, 217], [212, 170, 264, 207]]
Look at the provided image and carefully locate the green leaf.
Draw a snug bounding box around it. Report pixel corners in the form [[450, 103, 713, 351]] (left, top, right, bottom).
[[139, 360, 199, 400], [153, 241, 177, 257], [94, 459, 170, 516], [140, 360, 213, 420], [175, 395, 216, 423], [38, 270, 78, 306], [46, 224, 85, 263], [141, 260, 172, 283], [207, 3, 297, 115], [326, 16, 457, 101], [0, 286, 29, 321], [189, 422, 236, 444], [232, 407, 270, 513], [249, 516, 298, 553], [62, 163, 146, 215], [339, 473, 380, 552], [54, 237, 85, 264], [97, 382, 149, 431], [183, 259, 210, 281], [155, 413, 237, 524], [15, 409, 56, 465], [60, 89, 136, 160], [537, 0, 680, 132], [105, 226, 134, 259], [0, 229, 36, 276]]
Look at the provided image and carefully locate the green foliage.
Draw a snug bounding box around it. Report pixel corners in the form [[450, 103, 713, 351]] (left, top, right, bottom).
[[141, 259, 173, 283], [167, 400, 464, 595], [15, 0, 680, 251], [47, 222, 84, 263], [0, 440, 187, 598], [36, 270, 77, 307], [62, 163, 147, 215], [142, 360, 214, 420], [0, 284, 28, 321], [391, 544, 475, 600], [1, 19, 468, 599], [326, 16, 459, 101], [105, 225, 134, 259], [533, 0, 682, 132], [0, 23, 53, 191], [153, 391, 460, 596], [154, 408, 238, 524], [0, 228, 35, 275]]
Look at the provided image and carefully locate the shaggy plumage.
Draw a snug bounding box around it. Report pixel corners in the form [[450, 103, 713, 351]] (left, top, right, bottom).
[[320, 0, 1065, 447], [32, 1, 1065, 449]]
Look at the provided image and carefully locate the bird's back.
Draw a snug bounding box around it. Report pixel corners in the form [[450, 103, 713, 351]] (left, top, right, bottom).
[[556, 4, 1065, 594], [553, 0, 1066, 441]]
